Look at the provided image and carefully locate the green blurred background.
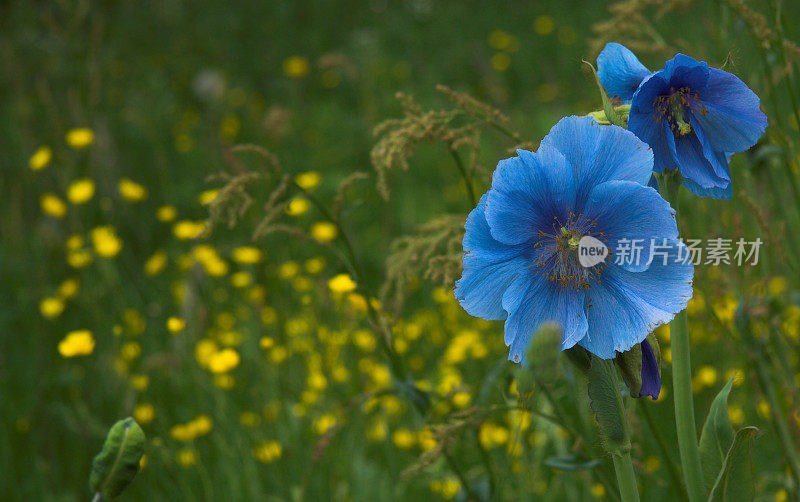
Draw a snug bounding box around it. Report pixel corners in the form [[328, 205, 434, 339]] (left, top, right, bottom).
[[2, 1, 800, 500]]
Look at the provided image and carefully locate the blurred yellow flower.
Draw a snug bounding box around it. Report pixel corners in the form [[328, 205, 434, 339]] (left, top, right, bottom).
[[479, 422, 509, 449], [304, 257, 325, 274], [219, 114, 240, 140], [133, 404, 155, 424], [283, 56, 310, 78], [167, 316, 186, 334], [118, 178, 148, 202], [67, 178, 95, 204], [198, 189, 219, 205], [58, 330, 95, 357], [451, 391, 471, 408], [91, 226, 123, 258], [488, 30, 511, 50], [120, 341, 141, 360], [491, 52, 511, 72], [278, 261, 300, 279], [67, 249, 93, 268], [144, 250, 167, 276], [285, 197, 310, 216], [29, 146, 52, 171], [66, 234, 84, 250], [313, 414, 337, 434], [65, 128, 94, 149], [392, 429, 416, 449], [40, 297, 65, 319], [294, 171, 321, 190], [130, 374, 149, 391], [591, 483, 606, 498], [40, 193, 67, 218], [173, 220, 206, 240], [430, 478, 460, 500], [253, 441, 282, 463], [230, 271, 252, 288], [58, 278, 80, 299], [311, 221, 337, 242], [156, 205, 177, 222], [176, 448, 196, 467], [533, 15, 555, 35], [231, 246, 262, 264], [367, 420, 387, 442], [769, 276, 788, 297], [328, 273, 356, 294], [207, 348, 240, 373]]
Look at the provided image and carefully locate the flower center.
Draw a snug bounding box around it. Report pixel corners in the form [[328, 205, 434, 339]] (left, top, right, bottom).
[[532, 211, 609, 291], [652, 86, 708, 137]]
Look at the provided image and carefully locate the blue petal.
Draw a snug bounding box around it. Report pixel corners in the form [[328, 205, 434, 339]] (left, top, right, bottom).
[[485, 146, 575, 246], [584, 180, 678, 272], [663, 54, 710, 91], [579, 240, 693, 359], [539, 116, 654, 210], [455, 194, 529, 320], [693, 68, 768, 153], [597, 43, 651, 101], [501, 272, 588, 364], [682, 177, 733, 199], [665, 125, 732, 199], [639, 339, 661, 399], [628, 75, 678, 173]]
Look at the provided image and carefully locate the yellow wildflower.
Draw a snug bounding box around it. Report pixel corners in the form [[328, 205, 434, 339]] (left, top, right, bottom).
[[58, 330, 95, 357], [156, 205, 177, 222], [40, 193, 67, 218], [283, 56, 310, 78], [294, 171, 321, 190], [253, 441, 282, 463], [231, 246, 262, 264], [118, 178, 148, 202], [58, 278, 80, 299], [133, 404, 155, 424], [40, 297, 65, 319], [310, 221, 337, 242], [176, 448, 196, 467], [144, 250, 167, 276], [67, 178, 95, 204], [91, 226, 122, 258], [533, 15, 555, 35], [198, 189, 219, 205], [65, 128, 94, 149], [29, 146, 52, 171], [392, 429, 416, 449], [328, 273, 356, 294], [207, 348, 240, 373], [167, 317, 186, 334], [173, 220, 206, 240], [285, 197, 309, 216]]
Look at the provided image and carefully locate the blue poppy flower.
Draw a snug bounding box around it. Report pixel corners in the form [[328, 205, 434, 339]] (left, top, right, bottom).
[[454, 116, 694, 364], [597, 43, 768, 199]]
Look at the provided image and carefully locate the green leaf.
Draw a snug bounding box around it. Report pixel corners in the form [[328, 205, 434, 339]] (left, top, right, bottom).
[[90, 417, 146, 499], [544, 454, 603, 471], [699, 378, 735, 490], [708, 426, 759, 502], [582, 60, 626, 128], [587, 356, 630, 456]]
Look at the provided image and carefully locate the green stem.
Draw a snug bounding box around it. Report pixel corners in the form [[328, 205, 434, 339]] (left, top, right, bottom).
[[669, 311, 706, 502], [612, 452, 640, 502], [448, 146, 477, 207], [658, 172, 706, 502]]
